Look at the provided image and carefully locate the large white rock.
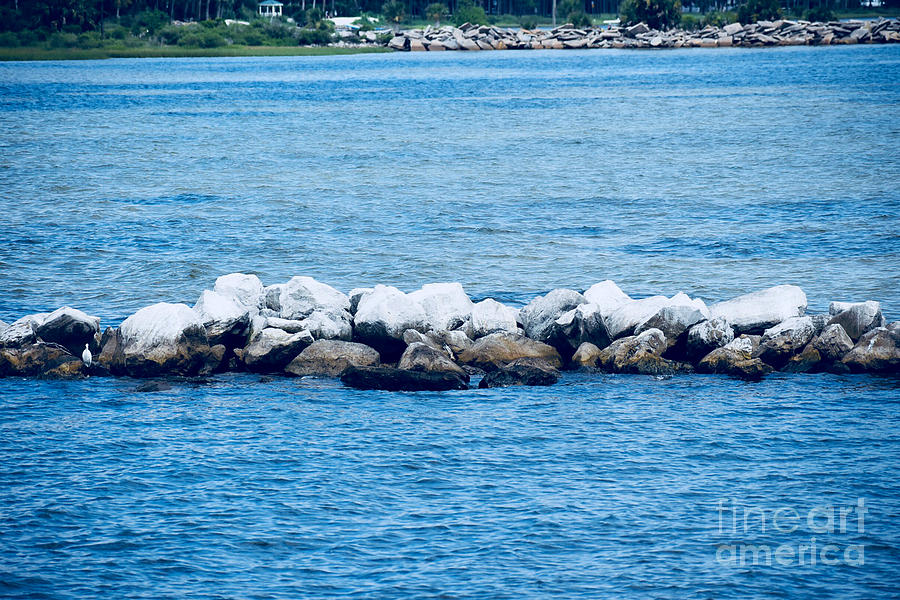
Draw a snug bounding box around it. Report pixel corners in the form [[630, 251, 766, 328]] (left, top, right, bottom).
[[408, 282, 473, 332], [118, 303, 215, 376], [213, 273, 265, 311], [266, 276, 350, 320], [583, 280, 631, 315], [121, 303, 206, 355], [469, 298, 519, 338], [709, 285, 807, 334], [354, 284, 428, 342], [298, 310, 352, 341], [193, 290, 251, 346], [348, 287, 374, 314], [519, 288, 587, 342], [603, 295, 670, 339]]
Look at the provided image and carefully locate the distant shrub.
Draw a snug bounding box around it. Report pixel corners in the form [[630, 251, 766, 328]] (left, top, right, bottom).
[[567, 11, 593, 27], [296, 28, 333, 45], [0, 31, 20, 47], [680, 13, 700, 29], [107, 25, 129, 40], [702, 10, 737, 27], [736, 0, 781, 24], [178, 30, 226, 47], [382, 0, 407, 27], [158, 25, 183, 44], [48, 32, 79, 48], [804, 5, 835, 22], [76, 32, 102, 48], [376, 31, 394, 43], [520, 16, 537, 29], [131, 10, 170, 36], [426, 2, 449, 24], [619, 0, 682, 29], [453, 0, 488, 26]]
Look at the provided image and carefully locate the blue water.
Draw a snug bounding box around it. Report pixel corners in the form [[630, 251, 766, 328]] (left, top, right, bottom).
[[1, 46, 900, 598]]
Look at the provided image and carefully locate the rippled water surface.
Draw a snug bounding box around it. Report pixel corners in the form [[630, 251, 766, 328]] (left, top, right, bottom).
[[1, 47, 900, 598]]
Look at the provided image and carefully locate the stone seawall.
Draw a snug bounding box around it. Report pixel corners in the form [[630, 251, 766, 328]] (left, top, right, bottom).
[[2, 275, 898, 388], [386, 18, 900, 51]]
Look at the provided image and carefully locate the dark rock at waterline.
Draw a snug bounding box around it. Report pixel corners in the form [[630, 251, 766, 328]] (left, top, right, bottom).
[[134, 380, 173, 393], [755, 316, 816, 369], [0, 342, 83, 379], [841, 322, 900, 374], [596, 328, 692, 375], [340, 365, 469, 391], [782, 344, 823, 373], [239, 327, 314, 373], [398, 342, 469, 382], [285, 339, 380, 377], [478, 358, 560, 388], [697, 344, 774, 381], [33, 306, 100, 357]]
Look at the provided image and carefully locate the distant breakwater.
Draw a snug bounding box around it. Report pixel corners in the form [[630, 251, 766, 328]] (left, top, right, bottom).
[[385, 18, 900, 51], [1, 275, 898, 388]]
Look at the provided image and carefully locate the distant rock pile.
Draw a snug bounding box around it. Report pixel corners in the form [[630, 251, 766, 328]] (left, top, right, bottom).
[[386, 18, 900, 51], [1, 275, 897, 388]]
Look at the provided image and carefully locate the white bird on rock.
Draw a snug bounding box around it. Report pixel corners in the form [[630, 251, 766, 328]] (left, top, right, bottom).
[[82, 343, 92, 368]]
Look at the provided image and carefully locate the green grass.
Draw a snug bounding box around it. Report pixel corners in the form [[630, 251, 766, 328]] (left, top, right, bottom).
[[0, 44, 391, 62]]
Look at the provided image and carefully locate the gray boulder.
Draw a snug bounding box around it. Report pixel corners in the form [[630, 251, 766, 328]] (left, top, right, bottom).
[[841, 322, 900, 373], [549, 303, 612, 355], [709, 285, 807, 334], [685, 318, 735, 361], [813, 324, 854, 362], [519, 288, 586, 342], [755, 316, 817, 369], [478, 358, 559, 388], [827, 301, 884, 341], [604, 294, 685, 340], [285, 340, 380, 377], [33, 307, 100, 356], [456, 331, 563, 371], [239, 327, 313, 373]]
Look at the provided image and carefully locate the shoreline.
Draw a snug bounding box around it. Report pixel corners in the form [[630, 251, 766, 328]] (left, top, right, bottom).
[[0, 45, 391, 62], [2, 17, 897, 62]]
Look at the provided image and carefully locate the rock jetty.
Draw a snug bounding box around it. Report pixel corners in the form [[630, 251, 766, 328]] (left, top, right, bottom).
[[385, 18, 900, 51], [1, 274, 897, 388]]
